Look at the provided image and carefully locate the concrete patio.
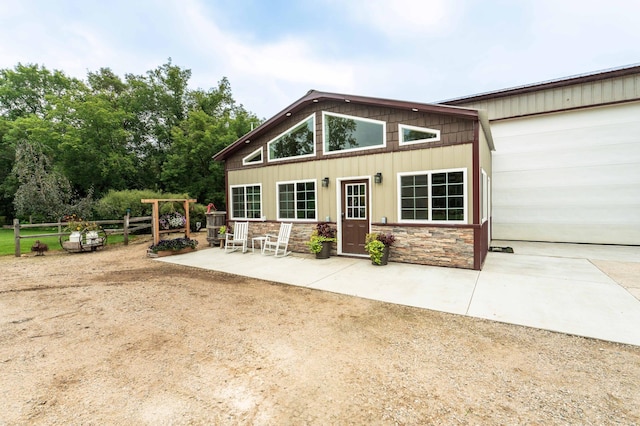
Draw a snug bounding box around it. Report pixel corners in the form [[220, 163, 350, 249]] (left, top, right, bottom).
[[156, 240, 640, 347]]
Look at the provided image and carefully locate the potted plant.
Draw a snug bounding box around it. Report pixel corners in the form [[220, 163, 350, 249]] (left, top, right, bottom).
[[218, 225, 227, 248], [307, 222, 336, 259], [365, 232, 395, 265], [148, 237, 199, 257], [63, 214, 100, 243]]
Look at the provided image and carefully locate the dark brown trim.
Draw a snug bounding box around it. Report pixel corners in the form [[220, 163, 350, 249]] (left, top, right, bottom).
[[370, 222, 481, 229], [223, 168, 229, 228], [472, 122, 481, 270], [442, 64, 640, 105], [476, 222, 490, 270]]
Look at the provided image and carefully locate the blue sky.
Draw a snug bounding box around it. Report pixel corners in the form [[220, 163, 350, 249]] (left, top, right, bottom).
[[1, 0, 639, 119]]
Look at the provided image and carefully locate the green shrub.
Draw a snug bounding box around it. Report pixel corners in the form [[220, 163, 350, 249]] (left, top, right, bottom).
[[95, 189, 189, 219]]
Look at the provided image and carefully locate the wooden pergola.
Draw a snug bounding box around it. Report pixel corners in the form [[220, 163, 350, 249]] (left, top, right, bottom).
[[141, 198, 197, 245]]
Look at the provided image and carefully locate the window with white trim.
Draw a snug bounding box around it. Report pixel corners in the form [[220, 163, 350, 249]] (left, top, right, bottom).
[[242, 147, 263, 165], [231, 184, 262, 219], [398, 169, 467, 223], [277, 180, 316, 220], [268, 114, 315, 161], [322, 111, 386, 154], [398, 124, 440, 145]]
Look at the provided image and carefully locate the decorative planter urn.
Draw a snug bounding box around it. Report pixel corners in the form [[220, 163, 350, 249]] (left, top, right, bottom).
[[316, 241, 332, 259], [373, 246, 390, 266]]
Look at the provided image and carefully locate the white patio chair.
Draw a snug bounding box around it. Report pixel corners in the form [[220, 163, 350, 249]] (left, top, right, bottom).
[[262, 223, 292, 257], [225, 222, 249, 253]]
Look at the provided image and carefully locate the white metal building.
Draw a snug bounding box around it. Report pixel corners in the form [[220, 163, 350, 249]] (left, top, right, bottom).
[[444, 65, 640, 245]]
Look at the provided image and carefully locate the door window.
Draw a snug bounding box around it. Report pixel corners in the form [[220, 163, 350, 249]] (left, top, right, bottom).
[[345, 183, 367, 220]]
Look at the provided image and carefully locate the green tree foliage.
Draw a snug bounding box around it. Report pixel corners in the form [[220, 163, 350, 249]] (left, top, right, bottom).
[[0, 60, 254, 220], [161, 78, 258, 208], [12, 140, 93, 221], [0, 117, 16, 222], [53, 90, 136, 195], [0, 63, 80, 120]]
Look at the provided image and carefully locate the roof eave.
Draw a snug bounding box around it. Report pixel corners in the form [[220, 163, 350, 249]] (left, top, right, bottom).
[[441, 63, 640, 105], [213, 90, 479, 161]]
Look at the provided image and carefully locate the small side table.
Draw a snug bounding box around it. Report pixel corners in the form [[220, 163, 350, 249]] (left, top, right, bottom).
[[252, 236, 267, 253]]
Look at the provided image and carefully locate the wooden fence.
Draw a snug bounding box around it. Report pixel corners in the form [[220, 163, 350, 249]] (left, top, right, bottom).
[[10, 215, 152, 257]]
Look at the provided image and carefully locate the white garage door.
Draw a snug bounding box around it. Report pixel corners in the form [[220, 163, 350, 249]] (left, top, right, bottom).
[[490, 101, 640, 245]]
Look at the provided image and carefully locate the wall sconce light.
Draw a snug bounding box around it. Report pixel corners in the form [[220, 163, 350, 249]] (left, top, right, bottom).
[[322, 177, 330, 187], [374, 172, 383, 184]]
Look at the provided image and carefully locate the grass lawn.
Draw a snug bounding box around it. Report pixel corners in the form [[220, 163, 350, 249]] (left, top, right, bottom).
[[0, 228, 132, 256]]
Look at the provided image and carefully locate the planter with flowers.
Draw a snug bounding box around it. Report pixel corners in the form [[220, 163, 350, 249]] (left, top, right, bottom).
[[307, 223, 336, 259], [365, 232, 395, 265], [60, 214, 106, 252], [159, 211, 187, 231], [148, 237, 199, 257]]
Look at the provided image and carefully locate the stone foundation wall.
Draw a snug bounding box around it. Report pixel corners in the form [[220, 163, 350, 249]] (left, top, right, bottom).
[[244, 222, 337, 255], [240, 222, 472, 268], [371, 224, 475, 269]]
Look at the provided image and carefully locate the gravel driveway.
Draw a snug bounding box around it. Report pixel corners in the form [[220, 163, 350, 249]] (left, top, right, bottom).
[[1, 234, 638, 424]]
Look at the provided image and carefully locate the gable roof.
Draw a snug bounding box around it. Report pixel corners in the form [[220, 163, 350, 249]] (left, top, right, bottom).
[[213, 90, 480, 161]]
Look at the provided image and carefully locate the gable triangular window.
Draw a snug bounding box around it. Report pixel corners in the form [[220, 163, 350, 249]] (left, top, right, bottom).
[[243, 147, 263, 165], [399, 124, 441, 145]]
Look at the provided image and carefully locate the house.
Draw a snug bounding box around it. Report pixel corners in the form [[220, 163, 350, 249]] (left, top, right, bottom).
[[443, 64, 640, 246], [213, 91, 494, 270]]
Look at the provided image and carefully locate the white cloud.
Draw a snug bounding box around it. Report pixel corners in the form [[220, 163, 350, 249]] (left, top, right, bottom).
[[335, 0, 461, 39], [179, 0, 354, 87], [175, 0, 356, 116], [1, 0, 639, 120]]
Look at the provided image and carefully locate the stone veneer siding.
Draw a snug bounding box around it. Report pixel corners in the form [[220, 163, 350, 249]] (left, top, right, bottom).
[[238, 222, 472, 268], [241, 222, 337, 256], [371, 224, 475, 269]]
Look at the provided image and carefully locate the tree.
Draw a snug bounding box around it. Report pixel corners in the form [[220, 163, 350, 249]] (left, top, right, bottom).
[[0, 64, 80, 221], [53, 91, 136, 196], [123, 59, 193, 190], [161, 79, 258, 208], [0, 63, 79, 120], [12, 140, 93, 221], [0, 60, 255, 220], [0, 117, 16, 222]]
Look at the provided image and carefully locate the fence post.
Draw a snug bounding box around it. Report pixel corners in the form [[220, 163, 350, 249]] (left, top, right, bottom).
[[13, 218, 20, 257], [123, 213, 130, 245]]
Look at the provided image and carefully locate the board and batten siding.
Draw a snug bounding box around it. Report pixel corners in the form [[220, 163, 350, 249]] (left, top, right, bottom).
[[458, 73, 640, 120], [489, 101, 640, 245], [227, 144, 475, 224]]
